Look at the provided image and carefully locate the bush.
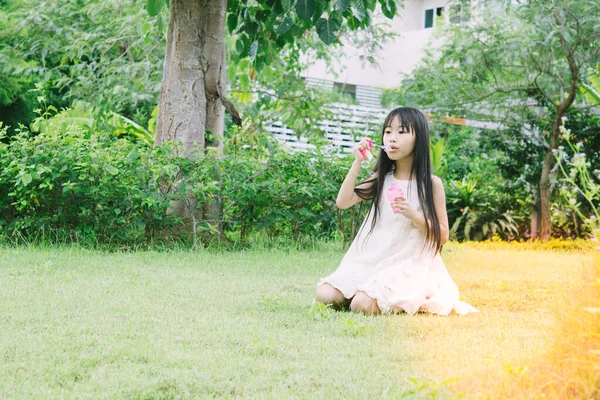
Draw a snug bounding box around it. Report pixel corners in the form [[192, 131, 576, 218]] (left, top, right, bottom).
[[221, 149, 365, 244], [0, 122, 372, 247], [0, 124, 182, 246], [2, 118, 595, 248]]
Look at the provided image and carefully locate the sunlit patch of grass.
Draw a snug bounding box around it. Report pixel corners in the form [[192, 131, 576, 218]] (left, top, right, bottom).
[[474, 251, 600, 399], [455, 237, 597, 252], [419, 243, 598, 399]]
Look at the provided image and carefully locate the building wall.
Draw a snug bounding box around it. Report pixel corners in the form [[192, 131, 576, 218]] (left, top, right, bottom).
[[302, 0, 450, 90]]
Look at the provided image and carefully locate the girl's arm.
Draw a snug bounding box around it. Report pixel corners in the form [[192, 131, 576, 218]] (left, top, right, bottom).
[[431, 176, 450, 244], [335, 161, 377, 209], [336, 138, 377, 209]]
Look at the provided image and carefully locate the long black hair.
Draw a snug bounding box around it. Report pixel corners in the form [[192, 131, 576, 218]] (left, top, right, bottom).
[[354, 107, 442, 255]]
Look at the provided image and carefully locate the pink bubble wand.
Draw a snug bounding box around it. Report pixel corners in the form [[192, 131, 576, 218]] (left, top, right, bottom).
[[358, 139, 393, 170]]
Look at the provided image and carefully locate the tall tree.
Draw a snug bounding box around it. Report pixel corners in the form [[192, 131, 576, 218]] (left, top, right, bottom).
[[0, 0, 165, 129], [398, 0, 600, 241], [147, 0, 399, 230]]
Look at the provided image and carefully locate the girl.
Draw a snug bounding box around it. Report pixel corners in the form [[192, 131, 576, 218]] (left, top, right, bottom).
[[315, 107, 478, 316]]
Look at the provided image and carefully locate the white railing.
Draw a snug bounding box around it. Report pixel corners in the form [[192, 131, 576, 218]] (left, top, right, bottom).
[[265, 101, 515, 152], [266, 103, 389, 153]]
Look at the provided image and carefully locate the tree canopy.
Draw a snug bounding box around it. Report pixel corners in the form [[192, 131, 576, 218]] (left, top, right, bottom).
[[392, 0, 600, 240]]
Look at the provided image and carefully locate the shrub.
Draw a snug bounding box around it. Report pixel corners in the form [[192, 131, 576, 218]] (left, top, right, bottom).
[[221, 146, 368, 246], [2, 117, 595, 248], [0, 121, 371, 247], [0, 124, 181, 245]]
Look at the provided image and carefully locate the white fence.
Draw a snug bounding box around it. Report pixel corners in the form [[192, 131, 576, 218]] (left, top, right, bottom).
[[264, 101, 513, 153], [265, 103, 389, 153]]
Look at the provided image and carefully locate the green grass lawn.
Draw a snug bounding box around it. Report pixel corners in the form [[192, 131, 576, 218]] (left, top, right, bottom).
[[0, 244, 593, 399]]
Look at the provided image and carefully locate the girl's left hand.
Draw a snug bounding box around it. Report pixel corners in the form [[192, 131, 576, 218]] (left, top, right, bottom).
[[391, 196, 417, 219]]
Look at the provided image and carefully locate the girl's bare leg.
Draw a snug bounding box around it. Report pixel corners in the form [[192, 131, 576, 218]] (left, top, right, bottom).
[[315, 283, 350, 309], [350, 291, 381, 315]]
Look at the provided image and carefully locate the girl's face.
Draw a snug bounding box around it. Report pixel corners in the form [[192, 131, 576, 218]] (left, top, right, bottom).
[[383, 117, 416, 161]]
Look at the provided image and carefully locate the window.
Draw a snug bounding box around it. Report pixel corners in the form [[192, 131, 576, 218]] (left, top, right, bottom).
[[333, 82, 357, 100], [424, 9, 434, 28], [424, 7, 444, 28]]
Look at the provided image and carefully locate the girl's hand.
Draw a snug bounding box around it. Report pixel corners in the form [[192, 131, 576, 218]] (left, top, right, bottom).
[[353, 138, 373, 161], [391, 196, 417, 219]]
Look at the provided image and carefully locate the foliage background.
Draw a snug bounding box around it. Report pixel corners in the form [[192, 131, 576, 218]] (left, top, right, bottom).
[[1, 0, 599, 247]]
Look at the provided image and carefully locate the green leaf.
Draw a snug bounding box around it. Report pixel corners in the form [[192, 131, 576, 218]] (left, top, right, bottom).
[[157, 13, 165, 32], [142, 22, 152, 35], [581, 82, 600, 104], [378, 0, 396, 19], [245, 21, 259, 36], [146, 0, 165, 17], [276, 15, 294, 34], [227, 13, 239, 34], [281, 0, 293, 12], [106, 165, 119, 175], [238, 58, 251, 72], [335, 0, 350, 12], [227, 66, 236, 81], [316, 16, 342, 45], [450, 216, 463, 234], [296, 0, 316, 20], [21, 173, 32, 186], [235, 38, 246, 54], [350, 0, 366, 22], [464, 219, 473, 241], [365, 0, 376, 12], [248, 41, 259, 61], [239, 74, 251, 91]]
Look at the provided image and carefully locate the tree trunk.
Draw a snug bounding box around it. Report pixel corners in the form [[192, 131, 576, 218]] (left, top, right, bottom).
[[538, 10, 581, 241], [529, 187, 541, 240], [539, 139, 555, 241], [539, 115, 565, 241], [154, 0, 227, 238]]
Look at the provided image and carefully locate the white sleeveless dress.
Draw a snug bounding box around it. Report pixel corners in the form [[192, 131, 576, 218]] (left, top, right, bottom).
[[318, 173, 478, 316]]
